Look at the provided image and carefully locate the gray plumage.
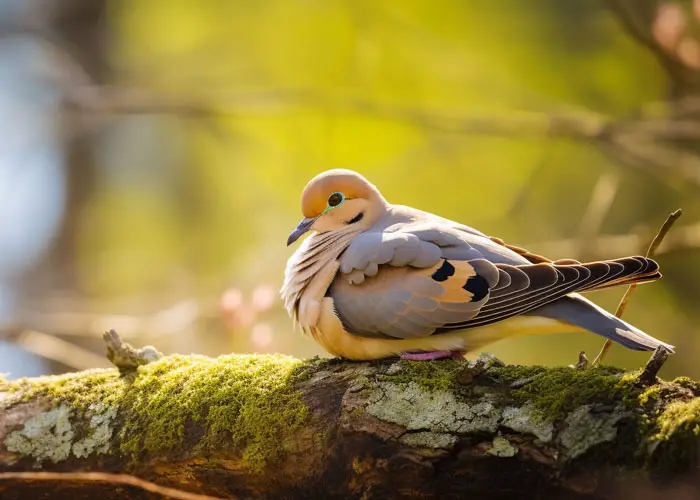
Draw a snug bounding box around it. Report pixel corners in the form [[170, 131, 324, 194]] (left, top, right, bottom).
[[328, 205, 672, 352], [282, 169, 674, 358]]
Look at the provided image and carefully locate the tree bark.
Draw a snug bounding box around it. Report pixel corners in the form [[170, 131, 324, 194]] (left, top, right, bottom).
[[1, 351, 699, 500]]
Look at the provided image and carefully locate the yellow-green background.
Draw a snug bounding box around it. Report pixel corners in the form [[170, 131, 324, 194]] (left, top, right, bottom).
[[12, 1, 700, 377]]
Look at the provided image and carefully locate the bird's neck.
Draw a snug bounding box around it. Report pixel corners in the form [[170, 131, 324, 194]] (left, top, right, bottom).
[[280, 228, 358, 327]]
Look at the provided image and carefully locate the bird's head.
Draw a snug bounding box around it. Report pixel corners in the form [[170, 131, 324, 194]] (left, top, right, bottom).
[[287, 169, 388, 246]]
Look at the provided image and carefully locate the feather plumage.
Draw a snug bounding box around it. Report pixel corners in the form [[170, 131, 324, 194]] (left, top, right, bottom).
[[281, 169, 674, 359]]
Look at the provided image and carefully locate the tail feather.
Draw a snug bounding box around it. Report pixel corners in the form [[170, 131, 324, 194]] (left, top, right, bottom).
[[534, 293, 675, 353], [579, 256, 661, 293], [585, 271, 662, 292]]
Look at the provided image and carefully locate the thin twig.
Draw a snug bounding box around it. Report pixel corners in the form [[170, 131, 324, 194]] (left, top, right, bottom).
[[103, 328, 163, 374], [0, 472, 229, 500], [592, 209, 683, 366], [638, 345, 673, 385], [575, 351, 589, 370]]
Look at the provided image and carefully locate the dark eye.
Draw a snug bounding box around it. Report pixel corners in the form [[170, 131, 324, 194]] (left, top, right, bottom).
[[327, 192, 344, 207]]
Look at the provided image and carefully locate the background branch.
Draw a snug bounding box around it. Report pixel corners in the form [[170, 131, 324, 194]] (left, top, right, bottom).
[[0, 472, 227, 500]]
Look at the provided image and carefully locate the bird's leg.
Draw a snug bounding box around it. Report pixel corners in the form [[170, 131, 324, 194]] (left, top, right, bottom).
[[401, 350, 465, 361]]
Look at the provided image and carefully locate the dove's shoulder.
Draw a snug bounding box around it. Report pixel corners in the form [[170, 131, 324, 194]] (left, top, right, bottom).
[[367, 205, 540, 266]]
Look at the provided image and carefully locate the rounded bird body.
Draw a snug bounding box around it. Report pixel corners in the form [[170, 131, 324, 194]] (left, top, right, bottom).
[[281, 169, 674, 361]]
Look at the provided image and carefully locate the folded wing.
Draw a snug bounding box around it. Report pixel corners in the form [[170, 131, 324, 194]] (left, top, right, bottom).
[[329, 255, 660, 339]]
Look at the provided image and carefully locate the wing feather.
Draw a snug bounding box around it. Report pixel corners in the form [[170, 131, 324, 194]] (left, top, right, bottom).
[[330, 254, 662, 340], [325, 216, 662, 340]]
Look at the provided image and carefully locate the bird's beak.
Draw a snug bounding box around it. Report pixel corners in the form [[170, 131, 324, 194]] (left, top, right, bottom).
[[287, 217, 317, 246]]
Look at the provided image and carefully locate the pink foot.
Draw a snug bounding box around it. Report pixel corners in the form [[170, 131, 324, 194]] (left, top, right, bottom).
[[400, 350, 465, 361]]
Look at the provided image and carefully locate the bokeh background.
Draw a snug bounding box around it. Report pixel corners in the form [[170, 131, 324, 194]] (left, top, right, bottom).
[[1, 0, 699, 380]]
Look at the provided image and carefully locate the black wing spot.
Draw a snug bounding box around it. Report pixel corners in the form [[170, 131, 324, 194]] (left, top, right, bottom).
[[346, 212, 364, 224], [431, 260, 455, 282], [463, 274, 489, 302]]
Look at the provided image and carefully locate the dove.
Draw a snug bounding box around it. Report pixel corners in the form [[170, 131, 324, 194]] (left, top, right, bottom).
[[281, 169, 674, 361]]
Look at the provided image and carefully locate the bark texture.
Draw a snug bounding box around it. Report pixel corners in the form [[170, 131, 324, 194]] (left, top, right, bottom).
[[1, 352, 699, 500]]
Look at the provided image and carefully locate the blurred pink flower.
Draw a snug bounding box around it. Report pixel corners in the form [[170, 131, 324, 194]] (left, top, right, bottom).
[[652, 3, 686, 51], [220, 285, 278, 333], [220, 288, 243, 315], [251, 285, 276, 312], [652, 1, 700, 70], [251, 323, 274, 349]]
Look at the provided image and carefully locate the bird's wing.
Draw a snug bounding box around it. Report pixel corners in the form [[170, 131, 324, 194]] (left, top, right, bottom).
[[337, 224, 487, 284], [331, 223, 661, 340]]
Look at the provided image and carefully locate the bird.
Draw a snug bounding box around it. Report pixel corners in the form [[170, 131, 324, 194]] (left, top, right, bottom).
[[280, 169, 674, 361]]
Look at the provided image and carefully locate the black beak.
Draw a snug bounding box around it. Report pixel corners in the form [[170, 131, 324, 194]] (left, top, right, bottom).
[[287, 217, 317, 246]]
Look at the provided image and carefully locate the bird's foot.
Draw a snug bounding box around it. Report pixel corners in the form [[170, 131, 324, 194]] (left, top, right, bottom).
[[400, 350, 465, 361]]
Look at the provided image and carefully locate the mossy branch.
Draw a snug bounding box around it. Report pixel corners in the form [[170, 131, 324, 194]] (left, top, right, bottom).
[[1, 352, 699, 500]]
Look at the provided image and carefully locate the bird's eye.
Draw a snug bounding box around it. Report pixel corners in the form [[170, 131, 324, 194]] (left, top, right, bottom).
[[327, 192, 344, 208]]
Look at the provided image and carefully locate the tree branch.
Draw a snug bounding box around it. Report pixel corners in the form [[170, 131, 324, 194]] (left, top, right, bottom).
[[1, 350, 699, 500]]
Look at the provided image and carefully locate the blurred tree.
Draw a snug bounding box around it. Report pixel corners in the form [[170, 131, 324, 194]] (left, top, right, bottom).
[[20, 0, 108, 299]]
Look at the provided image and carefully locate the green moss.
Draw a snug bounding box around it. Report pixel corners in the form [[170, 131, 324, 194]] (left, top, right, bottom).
[[375, 358, 636, 424], [634, 379, 698, 415], [654, 398, 700, 441], [1, 368, 126, 409], [645, 397, 700, 475], [672, 376, 700, 395], [379, 359, 463, 391], [490, 364, 629, 422], [1, 354, 311, 471], [638, 385, 664, 408]]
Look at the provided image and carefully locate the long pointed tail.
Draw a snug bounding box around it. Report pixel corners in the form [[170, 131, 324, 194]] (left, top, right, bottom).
[[535, 293, 675, 352]]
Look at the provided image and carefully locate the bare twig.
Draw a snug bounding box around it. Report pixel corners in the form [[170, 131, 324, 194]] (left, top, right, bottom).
[[592, 209, 683, 366], [638, 345, 673, 385], [0, 472, 229, 500], [612, 208, 683, 320], [103, 329, 163, 375]]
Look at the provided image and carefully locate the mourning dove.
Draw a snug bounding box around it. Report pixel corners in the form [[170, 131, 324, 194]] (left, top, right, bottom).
[[281, 169, 674, 361]]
